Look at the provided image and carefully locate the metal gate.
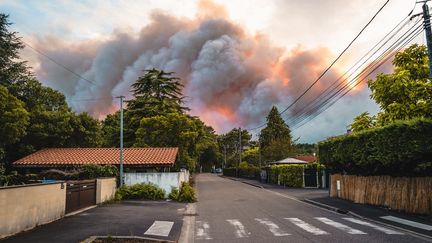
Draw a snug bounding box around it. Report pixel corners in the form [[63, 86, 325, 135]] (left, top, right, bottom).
[[303, 169, 318, 188], [65, 180, 96, 214]]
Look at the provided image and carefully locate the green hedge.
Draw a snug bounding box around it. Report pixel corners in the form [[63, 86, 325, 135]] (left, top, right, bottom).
[[318, 119, 432, 176], [223, 167, 237, 177], [223, 167, 260, 179], [270, 165, 303, 187]]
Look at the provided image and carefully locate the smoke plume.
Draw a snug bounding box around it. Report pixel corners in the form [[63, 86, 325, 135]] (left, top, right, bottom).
[[30, 0, 354, 133]]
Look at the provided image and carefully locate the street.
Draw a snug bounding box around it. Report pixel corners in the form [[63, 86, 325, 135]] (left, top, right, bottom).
[[194, 174, 429, 243]]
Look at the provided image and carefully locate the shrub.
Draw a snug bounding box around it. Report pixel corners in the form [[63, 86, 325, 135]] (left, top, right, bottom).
[[169, 187, 179, 200], [178, 182, 197, 202], [79, 164, 119, 179], [319, 119, 432, 176], [223, 167, 237, 177], [270, 165, 303, 187], [115, 183, 165, 200]]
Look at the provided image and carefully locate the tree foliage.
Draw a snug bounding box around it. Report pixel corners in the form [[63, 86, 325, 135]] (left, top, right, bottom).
[[354, 44, 432, 128], [349, 112, 375, 132], [259, 106, 293, 163], [0, 15, 102, 169], [0, 14, 31, 86], [0, 85, 29, 147]]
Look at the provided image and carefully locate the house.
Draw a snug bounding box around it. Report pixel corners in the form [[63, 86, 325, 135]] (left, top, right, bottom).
[[269, 157, 309, 165], [13, 147, 179, 173], [294, 155, 317, 163]]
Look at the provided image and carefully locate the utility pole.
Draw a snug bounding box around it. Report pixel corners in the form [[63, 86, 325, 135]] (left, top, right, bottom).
[[258, 138, 262, 168], [223, 145, 227, 169], [238, 127, 242, 167], [422, 1, 432, 78], [116, 96, 125, 187]]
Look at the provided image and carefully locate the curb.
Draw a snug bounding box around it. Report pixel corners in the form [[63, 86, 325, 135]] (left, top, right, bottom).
[[303, 199, 349, 214]]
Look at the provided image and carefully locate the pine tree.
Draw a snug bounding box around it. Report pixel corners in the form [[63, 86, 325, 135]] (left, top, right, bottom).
[[259, 106, 293, 162], [0, 14, 31, 85]]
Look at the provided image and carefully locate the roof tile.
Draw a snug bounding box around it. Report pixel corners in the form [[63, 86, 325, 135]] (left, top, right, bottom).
[[13, 147, 178, 166]]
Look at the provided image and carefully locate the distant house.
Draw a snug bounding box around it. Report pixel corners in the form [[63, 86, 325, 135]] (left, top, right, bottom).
[[294, 155, 317, 163], [269, 157, 309, 165], [13, 147, 178, 173]]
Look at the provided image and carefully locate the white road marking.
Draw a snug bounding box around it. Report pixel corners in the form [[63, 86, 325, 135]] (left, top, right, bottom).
[[315, 217, 367, 235], [196, 221, 212, 240], [144, 221, 174, 237], [343, 217, 404, 235], [226, 219, 250, 238], [380, 216, 432, 231], [255, 218, 290, 236], [285, 218, 329, 235]]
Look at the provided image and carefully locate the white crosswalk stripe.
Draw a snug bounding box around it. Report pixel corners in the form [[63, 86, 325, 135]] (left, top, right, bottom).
[[226, 219, 250, 238], [144, 220, 174, 237], [315, 217, 367, 234], [196, 221, 213, 240], [343, 217, 404, 235], [255, 218, 290, 236], [285, 217, 329, 235]]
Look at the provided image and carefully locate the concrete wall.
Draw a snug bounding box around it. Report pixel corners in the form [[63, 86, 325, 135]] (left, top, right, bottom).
[[96, 178, 117, 204], [0, 182, 66, 239], [124, 170, 189, 195]]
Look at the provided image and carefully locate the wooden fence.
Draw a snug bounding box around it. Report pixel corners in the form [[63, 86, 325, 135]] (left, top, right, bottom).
[[330, 174, 432, 215]]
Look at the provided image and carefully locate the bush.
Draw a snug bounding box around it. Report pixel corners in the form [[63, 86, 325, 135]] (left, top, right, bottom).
[[223, 167, 237, 177], [270, 165, 303, 187], [115, 183, 165, 200], [178, 182, 197, 202], [79, 164, 119, 179], [169, 187, 179, 200], [319, 119, 432, 176]]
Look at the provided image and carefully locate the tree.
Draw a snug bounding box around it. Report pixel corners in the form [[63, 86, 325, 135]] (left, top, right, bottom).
[[217, 128, 251, 167], [124, 69, 188, 146], [259, 106, 293, 162], [101, 111, 120, 147], [349, 112, 375, 132], [134, 112, 218, 172], [368, 44, 432, 125], [0, 14, 31, 86], [0, 85, 29, 147], [68, 112, 102, 147]]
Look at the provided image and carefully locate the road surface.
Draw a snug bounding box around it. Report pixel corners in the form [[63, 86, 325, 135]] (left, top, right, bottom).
[[194, 174, 429, 243]]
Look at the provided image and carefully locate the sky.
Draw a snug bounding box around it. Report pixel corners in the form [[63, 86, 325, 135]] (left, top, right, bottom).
[[0, 0, 424, 142]]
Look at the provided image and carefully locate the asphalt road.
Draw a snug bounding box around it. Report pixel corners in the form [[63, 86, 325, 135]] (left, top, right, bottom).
[[2, 201, 185, 243], [194, 174, 430, 243]]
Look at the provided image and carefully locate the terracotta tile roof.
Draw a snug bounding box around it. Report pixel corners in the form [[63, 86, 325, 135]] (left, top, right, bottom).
[[13, 147, 178, 167], [294, 155, 317, 163]]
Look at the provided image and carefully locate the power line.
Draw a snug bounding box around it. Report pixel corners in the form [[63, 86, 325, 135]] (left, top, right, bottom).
[[287, 17, 422, 127], [246, 0, 391, 131], [22, 40, 97, 86], [290, 24, 423, 130], [290, 23, 423, 131]]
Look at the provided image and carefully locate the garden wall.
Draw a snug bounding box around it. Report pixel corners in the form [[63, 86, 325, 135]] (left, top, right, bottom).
[[124, 170, 189, 195], [96, 178, 117, 204], [0, 182, 66, 239], [330, 174, 432, 215]]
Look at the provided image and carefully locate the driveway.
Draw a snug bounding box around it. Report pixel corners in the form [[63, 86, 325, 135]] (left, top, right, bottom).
[[2, 200, 186, 243]]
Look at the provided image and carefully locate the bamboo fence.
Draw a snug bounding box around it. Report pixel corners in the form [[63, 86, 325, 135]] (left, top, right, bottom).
[[330, 174, 432, 215]]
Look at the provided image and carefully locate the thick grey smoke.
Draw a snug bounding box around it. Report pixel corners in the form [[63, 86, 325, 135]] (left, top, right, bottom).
[[30, 2, 374, 139]]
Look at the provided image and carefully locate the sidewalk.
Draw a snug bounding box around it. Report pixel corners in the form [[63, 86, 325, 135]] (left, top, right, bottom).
[[222, 175, 432, 239]]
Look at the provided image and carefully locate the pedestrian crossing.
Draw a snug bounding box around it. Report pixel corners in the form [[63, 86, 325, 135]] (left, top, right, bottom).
[[195, 217, 404, 240]]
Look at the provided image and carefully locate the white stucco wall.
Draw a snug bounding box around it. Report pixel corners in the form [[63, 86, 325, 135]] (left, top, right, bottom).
[[0, 182, 66, 239], [124, 170, 189, 195]]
